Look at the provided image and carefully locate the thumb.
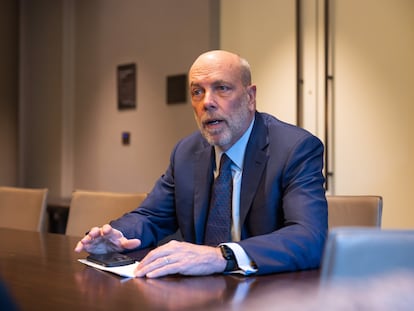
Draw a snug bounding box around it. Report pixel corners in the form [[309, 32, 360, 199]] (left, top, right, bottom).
[[122, 238, 141, 250]]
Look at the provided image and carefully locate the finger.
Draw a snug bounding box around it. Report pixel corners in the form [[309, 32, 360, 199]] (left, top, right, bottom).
[[146, 256, 182, 278], [88, 227, 102, 238], [134, 242, 180, 276], [135, 255, 177, 278], [74, 225, 140, 254], [75, 227, 114, 253], [74, 241, 84, 253], [134, 249, 166, 276], [73, 229, 98, 253], [74, 236, 102, 253], [101, 227, 140, 250], [121, 238, 141, 250], [145, 264, 178, 278], [138, 247, 170, 267], [101, 224, 117, 236]]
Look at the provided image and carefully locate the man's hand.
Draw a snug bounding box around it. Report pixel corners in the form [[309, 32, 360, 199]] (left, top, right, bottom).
[[134, 240, 226, 278], [74, 224, 141, 254]]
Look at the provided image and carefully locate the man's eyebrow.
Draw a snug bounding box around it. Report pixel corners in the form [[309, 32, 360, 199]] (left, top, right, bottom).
[[190, 80, 230, 88], [212, 80, 228, 85], [190, 82, 201, 87]]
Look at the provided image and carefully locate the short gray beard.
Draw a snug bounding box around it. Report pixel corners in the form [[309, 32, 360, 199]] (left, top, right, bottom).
[[194, 106, 251, 148]]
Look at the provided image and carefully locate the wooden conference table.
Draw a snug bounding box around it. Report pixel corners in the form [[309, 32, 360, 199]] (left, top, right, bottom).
[[0, 228, 320, 311]]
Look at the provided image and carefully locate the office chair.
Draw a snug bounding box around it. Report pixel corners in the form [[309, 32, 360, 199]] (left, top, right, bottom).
[[65, 190, 147, 237], [0, 186, 48, 232], [327, 195, 382, 228], [321, 227, 414, 282]]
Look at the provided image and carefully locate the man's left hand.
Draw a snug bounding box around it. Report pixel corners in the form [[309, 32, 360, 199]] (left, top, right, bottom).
[[134, 240, 226, 278]]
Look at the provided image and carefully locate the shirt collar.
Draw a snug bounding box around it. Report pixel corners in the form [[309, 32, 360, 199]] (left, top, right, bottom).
[[214, 116, 255, 171]]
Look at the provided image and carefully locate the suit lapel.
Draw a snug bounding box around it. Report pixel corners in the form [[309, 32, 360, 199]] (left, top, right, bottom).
[[193, 143, 214, 244], [239, 113, 269, 225]]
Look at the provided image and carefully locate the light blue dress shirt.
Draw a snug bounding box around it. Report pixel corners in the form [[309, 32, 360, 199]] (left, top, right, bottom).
[[214, 117, 257, 274]]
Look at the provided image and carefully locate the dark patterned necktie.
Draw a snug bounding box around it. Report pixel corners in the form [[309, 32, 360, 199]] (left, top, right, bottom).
[[204, 153, 233, 246]]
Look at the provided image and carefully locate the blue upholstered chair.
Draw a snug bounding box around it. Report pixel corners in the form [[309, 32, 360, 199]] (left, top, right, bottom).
[[321, 227, 414, 282]]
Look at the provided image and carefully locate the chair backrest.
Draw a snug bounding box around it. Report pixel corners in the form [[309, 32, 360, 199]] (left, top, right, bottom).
[[321, 227, 414, 282], [327, 195, 382, 228], [0, 186, 48, 232], [65, 190, 147, 237]]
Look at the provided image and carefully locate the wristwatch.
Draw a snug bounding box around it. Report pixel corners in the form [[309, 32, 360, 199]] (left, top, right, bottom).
[[219, 245, 238, 272]]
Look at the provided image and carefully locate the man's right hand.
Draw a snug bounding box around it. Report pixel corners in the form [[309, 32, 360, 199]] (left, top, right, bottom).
[[74, 224, 141, 254]]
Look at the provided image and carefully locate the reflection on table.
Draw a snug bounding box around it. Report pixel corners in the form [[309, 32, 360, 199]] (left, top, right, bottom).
[[0, 228, 318, 311], [230, 270, 414, 311], [3, 228, 412, 310]]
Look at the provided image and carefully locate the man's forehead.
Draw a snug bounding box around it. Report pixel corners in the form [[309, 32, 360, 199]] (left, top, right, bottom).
[[190, 63, 240, 85], [189, 67, 239, 86]]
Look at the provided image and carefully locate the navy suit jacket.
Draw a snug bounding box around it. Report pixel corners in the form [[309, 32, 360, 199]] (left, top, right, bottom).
[[111, 112, 328, 275]]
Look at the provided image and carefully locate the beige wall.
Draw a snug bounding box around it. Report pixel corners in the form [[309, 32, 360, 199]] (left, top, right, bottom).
[[15, 0, 414, 228], [19, 0, 219, 198], [73, 0, 218, 195], [220, 0, 297, 124], [19, 0, 63, 196], [221, 0, 414, 229], [0, 0, 18, 186], [333, 0, 414, 228]]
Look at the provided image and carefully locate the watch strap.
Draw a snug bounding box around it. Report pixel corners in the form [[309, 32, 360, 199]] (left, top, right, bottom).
[[220, 245, 238, 272]]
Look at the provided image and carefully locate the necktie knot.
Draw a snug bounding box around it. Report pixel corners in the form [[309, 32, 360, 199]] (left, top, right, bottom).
[[218, 153, 232, 177]]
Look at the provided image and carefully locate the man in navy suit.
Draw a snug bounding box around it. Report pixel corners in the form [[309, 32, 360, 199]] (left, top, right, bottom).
[[75, 50, 327, 277]]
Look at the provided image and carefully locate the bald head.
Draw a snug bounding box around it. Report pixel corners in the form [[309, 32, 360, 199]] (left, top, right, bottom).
[[190, 50, 252, 87]]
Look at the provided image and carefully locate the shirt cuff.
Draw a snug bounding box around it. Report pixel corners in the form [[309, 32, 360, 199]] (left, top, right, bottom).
[[221, 242, 258, 275]]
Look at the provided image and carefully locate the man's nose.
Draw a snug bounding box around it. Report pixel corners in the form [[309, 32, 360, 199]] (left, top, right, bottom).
[[202, 90, 217, 111]]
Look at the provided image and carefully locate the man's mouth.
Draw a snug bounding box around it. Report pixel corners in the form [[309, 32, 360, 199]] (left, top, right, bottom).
[[205, 119, 222, 126], [203, 118, 226, 130]]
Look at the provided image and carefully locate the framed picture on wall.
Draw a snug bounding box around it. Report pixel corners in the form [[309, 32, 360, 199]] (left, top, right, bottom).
[[117, 63, 136, 110], [166, 74, 187, 104]]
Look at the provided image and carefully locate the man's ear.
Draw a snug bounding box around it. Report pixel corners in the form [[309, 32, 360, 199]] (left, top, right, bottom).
[[247, 85, 257, 110]]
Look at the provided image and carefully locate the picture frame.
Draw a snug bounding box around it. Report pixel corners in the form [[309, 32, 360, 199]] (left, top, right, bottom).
[[166, 74, 187, 104], [117, 63, 136, 110]]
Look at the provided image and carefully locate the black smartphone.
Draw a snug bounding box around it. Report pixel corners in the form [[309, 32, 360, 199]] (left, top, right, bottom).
[[86, 252, 136, 267]]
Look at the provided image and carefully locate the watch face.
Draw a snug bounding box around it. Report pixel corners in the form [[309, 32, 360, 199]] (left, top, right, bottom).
[[220, 245, 235, 260], [220, 245, 229, 259]]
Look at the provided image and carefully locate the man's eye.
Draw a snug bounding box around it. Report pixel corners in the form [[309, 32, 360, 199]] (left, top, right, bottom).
[[217, 85, 230, 92], [191, 89, 202, 96]]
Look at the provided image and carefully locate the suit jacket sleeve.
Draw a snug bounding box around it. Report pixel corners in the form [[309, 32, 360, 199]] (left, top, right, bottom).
[[109, 131, 212, 248], [237, 113, 328, 275]]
